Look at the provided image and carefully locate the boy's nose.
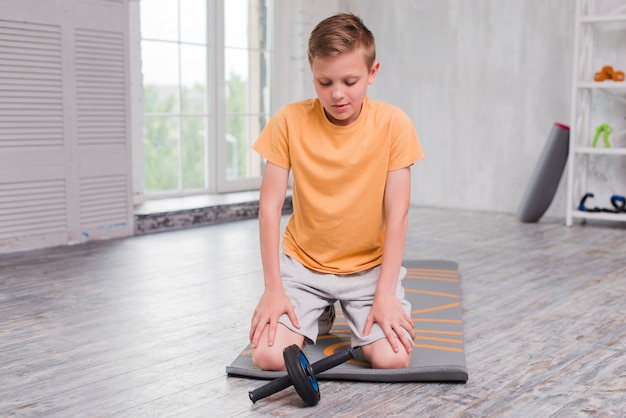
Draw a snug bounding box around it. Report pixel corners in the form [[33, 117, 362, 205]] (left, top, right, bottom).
[[331, 88, 344, 100]]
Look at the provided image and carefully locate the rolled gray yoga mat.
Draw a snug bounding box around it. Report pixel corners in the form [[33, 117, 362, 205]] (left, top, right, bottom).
[[517, 123, 570, 223]]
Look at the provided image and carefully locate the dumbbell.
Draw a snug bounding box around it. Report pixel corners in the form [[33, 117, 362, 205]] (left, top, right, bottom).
[[249, 344, 354, 406]]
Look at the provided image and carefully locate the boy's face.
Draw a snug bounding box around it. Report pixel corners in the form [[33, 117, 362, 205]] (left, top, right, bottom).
[[311, 48, 379, 126]]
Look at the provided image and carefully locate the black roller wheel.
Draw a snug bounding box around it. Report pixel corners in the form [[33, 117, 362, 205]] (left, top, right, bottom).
[[283, 345, 320, 406]]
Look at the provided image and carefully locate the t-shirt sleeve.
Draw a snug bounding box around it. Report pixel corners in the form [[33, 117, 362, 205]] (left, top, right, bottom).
[[252, 107, 291, 170], [388, 108, 424, 171]]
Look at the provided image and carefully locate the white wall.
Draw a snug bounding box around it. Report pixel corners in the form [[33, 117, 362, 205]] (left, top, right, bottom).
[[284, 0, 575, 217]]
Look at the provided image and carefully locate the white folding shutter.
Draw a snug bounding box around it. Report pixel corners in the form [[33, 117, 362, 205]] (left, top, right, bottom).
[[0, 4, 69, 253], [0, 0, 133, 254], [72, 0, 133, 243]]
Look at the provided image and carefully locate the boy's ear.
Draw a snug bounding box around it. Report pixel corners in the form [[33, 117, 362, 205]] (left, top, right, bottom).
[[368, 61, 380, 85]]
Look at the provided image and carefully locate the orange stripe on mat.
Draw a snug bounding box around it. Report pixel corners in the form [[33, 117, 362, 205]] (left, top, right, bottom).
[[413, 318, 463, 324], [413, 343, 464, 353], [414, 329, 463, 336], [405, 275, 459, 283], [406, 288, 460, 299], [406, 269, 457, 275], [405, 268, 459, 282], [415, 336, 463, 344], [412, 302, 461, 315]]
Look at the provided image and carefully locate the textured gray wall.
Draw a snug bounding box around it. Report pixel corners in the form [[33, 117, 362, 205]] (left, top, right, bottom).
[[283, 1, 575, 216]]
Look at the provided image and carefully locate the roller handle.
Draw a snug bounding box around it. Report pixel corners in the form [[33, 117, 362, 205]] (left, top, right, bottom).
[[248, 348, 354, 403], [249, 375, 291, 403], [311, 348, 355, 374]]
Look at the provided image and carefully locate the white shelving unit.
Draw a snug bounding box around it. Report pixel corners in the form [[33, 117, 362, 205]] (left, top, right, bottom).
[[566, 0, 626, 226]]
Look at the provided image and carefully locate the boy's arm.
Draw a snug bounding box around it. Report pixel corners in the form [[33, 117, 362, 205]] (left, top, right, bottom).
[[249, 162, 300, 348], [363, 166, 416, 353]]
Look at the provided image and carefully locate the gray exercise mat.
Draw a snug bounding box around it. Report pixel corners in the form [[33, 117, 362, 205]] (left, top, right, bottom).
[[226, 260, 468, 382]]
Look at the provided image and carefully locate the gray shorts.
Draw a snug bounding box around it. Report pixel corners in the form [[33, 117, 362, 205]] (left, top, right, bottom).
[[278, 253, 411, 347]]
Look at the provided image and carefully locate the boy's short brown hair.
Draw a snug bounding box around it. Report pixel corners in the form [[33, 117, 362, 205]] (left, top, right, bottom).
[[307, 13, 376, 69]]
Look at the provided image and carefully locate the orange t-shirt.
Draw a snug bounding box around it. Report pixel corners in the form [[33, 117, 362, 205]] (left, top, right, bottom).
[[253, 97, 423, 274]]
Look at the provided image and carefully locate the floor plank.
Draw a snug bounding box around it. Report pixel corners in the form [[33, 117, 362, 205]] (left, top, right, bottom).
[[1, 207, 625, 416]]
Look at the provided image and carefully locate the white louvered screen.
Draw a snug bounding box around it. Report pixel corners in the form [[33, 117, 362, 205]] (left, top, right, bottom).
[[0, 13, 69, 251], [0, 0, 133, 254], [79, 175, 128, 229], [0, 20, 64, 148], [0, 180, 67, 241], [75, 28, 126, 147], [72, 0, 133, 242]]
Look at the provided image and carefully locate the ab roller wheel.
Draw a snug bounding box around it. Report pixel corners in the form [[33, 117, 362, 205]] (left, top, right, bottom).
[[249, 344, 354, 406], [284, 345, 320, 405]]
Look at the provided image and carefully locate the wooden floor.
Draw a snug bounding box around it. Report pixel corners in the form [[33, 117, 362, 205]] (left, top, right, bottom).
[[1, 207, 625, 417]]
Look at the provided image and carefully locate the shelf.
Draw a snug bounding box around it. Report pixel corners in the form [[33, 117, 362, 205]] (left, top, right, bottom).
[[580, 13, 626, 23], [574, 147, 626, 155], [567, 1, 626, 227], [576, 81, 626, 90], [570, 210, 626, 222]]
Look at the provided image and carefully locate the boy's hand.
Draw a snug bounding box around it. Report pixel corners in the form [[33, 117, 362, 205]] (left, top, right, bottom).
[[249, 289, 300, 348], [363, 293, 415, 353]]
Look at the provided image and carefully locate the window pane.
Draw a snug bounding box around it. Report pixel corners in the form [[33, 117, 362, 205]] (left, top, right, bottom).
[[225, 49, 270, 116], [143, 115, 180, 193], [250, 114, 267, 177], [140, 0, 271, 195], [180, 44, 207, 114], [140, 0, 179, 41], [225, 115, 246, 179], [225, 0, 248, 48], [181, 116, 207, 190], [142, 40, 180, 113], [250, 50, 271, 114], [180, 0, 206, 44], [225, 48, 248, 114], [225, 114, 266, 180]]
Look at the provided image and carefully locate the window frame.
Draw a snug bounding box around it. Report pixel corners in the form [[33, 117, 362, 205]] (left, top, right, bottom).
[[134, 0, 285, 202]]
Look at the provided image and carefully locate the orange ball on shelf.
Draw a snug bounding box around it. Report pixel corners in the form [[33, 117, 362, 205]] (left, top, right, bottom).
[[594, 71, 607, 82], [613, 71, 625, 82], [601, 65, 614, 77]]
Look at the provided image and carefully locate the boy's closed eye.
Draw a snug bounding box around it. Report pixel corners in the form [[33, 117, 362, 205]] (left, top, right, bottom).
[[318, 80, 358, 87]]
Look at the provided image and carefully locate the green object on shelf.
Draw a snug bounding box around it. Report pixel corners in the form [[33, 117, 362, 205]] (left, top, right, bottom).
[[592, 123, 612, 148]]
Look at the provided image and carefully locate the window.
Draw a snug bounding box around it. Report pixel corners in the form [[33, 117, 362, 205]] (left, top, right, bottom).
[[140, 0, 272, 196]]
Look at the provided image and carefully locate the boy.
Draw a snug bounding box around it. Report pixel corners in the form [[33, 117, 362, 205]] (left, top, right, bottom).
[[249, 13, 423, 370]]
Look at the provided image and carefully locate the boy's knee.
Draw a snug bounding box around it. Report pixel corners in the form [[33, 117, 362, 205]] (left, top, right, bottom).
[[252, 345, 286, 371], [369, 351, 411, 369], [251, 323, 306, 371], [362, 339, 412, 369]]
